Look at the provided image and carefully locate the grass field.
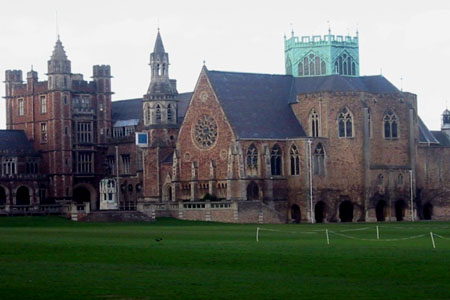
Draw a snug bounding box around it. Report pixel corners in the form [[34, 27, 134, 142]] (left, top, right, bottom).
[[0, 217, 449, 300]]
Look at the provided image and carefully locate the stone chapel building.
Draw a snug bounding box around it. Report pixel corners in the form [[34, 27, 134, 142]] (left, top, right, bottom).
[[1, 30, 449, 222]]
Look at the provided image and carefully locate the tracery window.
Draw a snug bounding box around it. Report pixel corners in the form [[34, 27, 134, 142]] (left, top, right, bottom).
[[298, 54, 326, 76], [270, 145, 282, 176], [310, 109, 320, 137], [246, 144, 258, 176], [334, 52, 357, 76], [338, 107, 353, 138], [2, 157, 17, 176], [384, 110, 398, 139], [290, 144, 300, 175], [313, 143, 325, 176]]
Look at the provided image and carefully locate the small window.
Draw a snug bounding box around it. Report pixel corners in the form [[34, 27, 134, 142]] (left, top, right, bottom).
[[63, 95, 68, 105], [40, 123, 48, 143], [18, 98, 24, 116], [310, 109, 320, 137], [156, 104, 161, 121], [398, 174, 403, 185], [377, 174, 384, 185], [40, 96, 47, 114]]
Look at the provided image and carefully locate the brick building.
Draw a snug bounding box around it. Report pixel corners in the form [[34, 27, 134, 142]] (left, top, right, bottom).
[[2, 30, 450, 222]]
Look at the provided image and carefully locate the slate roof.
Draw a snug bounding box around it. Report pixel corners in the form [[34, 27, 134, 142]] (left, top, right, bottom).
[[431, 131, 450, 147], [111, 92, 193, 124], [418, 117, 440, 144], [207, 70, 306, 139], [288, 75, 400, 103], [0, 130, 38, 156]]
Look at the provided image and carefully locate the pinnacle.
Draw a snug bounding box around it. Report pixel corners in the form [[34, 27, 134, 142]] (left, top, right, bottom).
[[50, 37, 68, 61], [153, 30, 166, 53]]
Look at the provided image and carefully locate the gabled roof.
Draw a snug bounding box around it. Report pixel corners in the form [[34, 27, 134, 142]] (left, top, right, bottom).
[[418, 117, 440, 144], [0, 130, 38, 156], [207, 70, 306, 139]]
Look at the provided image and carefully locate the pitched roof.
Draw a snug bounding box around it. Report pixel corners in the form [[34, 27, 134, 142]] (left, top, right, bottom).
[[207, 70, 307, 139], [418, 117, 440, 144], [0, 130, 37, 156], [431, 131, 450, 147]]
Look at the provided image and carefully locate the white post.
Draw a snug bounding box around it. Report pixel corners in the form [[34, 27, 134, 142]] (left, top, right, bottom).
[[376, 225, 379, 240], [308, 140, 314, 224], [410, 169, 414, 222], [325, 229, 330, 245], [430, 232, 436, 249], [256, 227, 260, 242], [115, 146, 120, 210]]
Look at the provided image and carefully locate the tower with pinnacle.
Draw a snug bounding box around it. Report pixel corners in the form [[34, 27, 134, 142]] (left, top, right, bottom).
[[143, 30, 178, 126]]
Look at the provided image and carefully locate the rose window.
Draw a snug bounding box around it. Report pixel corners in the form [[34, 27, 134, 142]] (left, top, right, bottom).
[[193, 115, 218, 149]]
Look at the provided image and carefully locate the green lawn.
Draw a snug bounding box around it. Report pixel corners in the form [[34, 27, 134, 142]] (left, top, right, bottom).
[[0, 217, 449, 300]]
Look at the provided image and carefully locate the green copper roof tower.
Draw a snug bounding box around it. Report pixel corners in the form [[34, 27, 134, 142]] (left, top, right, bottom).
[[284, 29, 359, 77]]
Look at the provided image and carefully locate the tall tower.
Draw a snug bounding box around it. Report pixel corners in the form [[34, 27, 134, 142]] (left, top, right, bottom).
[[284, 30, 359, 77], [143, 30, 178, 126], [47, 37, 72, 90]]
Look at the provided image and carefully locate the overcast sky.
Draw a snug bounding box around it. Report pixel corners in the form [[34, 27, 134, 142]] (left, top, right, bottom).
[[1, 0, 449, 130]]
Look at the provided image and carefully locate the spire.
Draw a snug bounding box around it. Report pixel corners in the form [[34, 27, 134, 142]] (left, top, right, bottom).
[[153, 30, 166, 54], [50, 37, 68, 61]]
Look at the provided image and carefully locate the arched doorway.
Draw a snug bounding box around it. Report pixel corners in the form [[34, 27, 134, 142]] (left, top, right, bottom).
[[291, 204, 301, 223], [339, 201, 354, 222], [376, 200, 387, 222], [423, 203, 433, 220], [395, 200, 406, 221], [73, 186, 91, 204], [16, 186, 30, 205], [315, 201, 326, 223], [247, 181, 259, 200], [0, 186, 7, 205]]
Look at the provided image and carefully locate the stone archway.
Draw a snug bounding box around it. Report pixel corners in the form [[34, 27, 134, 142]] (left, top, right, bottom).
[[339, 200, 354, 222], [246, 181, 259, 200], [0, 186, 7, 205], [376, 200, 387, 222], [290, 204, 301, 223], [16, 186, 30, 205], [423, 203, 433, 220], [315, 201, 326, 223], [395, 200, 406, 221], [73, 184, 97, 210]]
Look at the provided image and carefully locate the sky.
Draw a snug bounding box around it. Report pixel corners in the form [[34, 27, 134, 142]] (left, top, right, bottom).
[[1, 0, 450, 130]]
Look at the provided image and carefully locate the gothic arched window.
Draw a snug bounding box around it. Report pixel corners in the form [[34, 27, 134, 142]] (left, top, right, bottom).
[[334, 52, 357, 76], [246, 144, 258, 176], [310, 108, 320, 137], [270, 145, 282, 176], [313, 143, 325, 176], [167, 104, 173, 121], [155, 104, 161, 122], [290, 144, 300, 175], [384, 110, 398, 139], [299, 53, 326, 76], [338, 107, 353, 138]]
